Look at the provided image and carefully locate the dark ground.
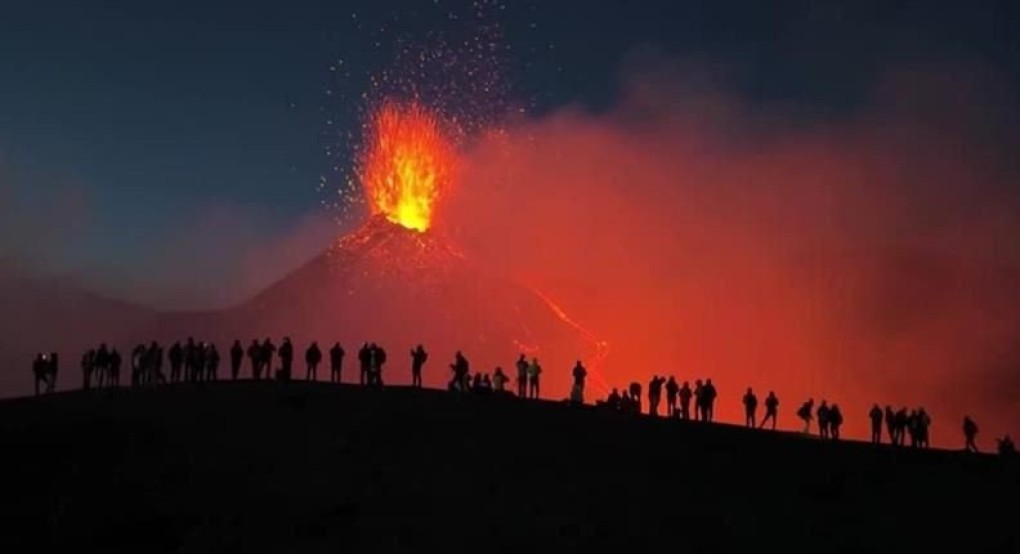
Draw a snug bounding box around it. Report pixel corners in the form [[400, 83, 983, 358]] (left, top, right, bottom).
[[1, 382, 1017, 553]]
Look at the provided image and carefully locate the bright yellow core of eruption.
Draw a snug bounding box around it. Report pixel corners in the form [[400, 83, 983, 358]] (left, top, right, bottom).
[[359, 101, 457, 232]]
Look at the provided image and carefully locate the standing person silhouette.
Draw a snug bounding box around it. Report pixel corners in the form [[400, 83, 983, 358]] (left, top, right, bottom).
[[742, 387, 758, 428], [571, 360, 587, 403], [411, 345, 428, 388], [869, 404, 884, 444], [329, 342, 345, 383], [963, 416, 980, 452], [527, 358, 542, 399], [230, 340, 244, 380], [759, 391, 779, 430], [515, 354, 528, 398], [305, 341, 322, 381]]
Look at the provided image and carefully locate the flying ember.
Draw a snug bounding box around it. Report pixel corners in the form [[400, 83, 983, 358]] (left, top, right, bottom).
[[357, 100, 458, 232]]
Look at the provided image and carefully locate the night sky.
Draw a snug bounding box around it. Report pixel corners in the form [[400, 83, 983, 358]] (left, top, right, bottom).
[[1, 0, 1018, 307]]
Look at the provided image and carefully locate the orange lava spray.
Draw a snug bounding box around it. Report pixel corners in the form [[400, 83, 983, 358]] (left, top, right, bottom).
[[357, 100, 459, 232]]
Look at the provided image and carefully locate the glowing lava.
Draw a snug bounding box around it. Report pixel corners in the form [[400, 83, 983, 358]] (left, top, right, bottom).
[[529, 287, 611, 394], [357, 101, 458, 232]]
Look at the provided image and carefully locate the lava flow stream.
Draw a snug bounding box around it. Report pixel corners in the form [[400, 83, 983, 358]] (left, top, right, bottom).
[[528, 287, 612, 395]]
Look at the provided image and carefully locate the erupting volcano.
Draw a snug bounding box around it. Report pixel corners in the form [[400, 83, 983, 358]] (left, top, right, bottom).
[[201, 99, 611, 395]]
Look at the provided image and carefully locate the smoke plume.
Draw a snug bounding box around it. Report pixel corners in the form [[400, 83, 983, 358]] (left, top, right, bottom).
[[445, 57, 1020, 444]]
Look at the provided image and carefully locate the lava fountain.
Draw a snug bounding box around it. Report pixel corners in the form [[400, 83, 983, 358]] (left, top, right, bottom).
[[357, 100, 459, 233]]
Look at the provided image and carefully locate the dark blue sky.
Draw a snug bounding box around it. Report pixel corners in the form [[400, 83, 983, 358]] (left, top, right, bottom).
[[1, 0, 1017, 306]]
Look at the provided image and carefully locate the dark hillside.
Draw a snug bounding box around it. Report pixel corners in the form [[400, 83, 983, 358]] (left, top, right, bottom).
[[1, 383, 1016, 552]]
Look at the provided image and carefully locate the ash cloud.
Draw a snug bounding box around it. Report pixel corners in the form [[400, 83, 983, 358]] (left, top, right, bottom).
[[446, 57, 1020, 444]]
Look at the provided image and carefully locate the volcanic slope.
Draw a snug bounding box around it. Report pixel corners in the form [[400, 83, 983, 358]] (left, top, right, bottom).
[[1, 382, 1017, 552], [143, 215, 605, 392]]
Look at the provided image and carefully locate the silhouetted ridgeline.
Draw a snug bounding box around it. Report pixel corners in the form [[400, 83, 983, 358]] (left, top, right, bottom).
[[1, 383, 1017, 552]]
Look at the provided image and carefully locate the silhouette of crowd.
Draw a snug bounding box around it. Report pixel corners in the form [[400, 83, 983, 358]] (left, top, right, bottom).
[[30, 338, 1016, 457]]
